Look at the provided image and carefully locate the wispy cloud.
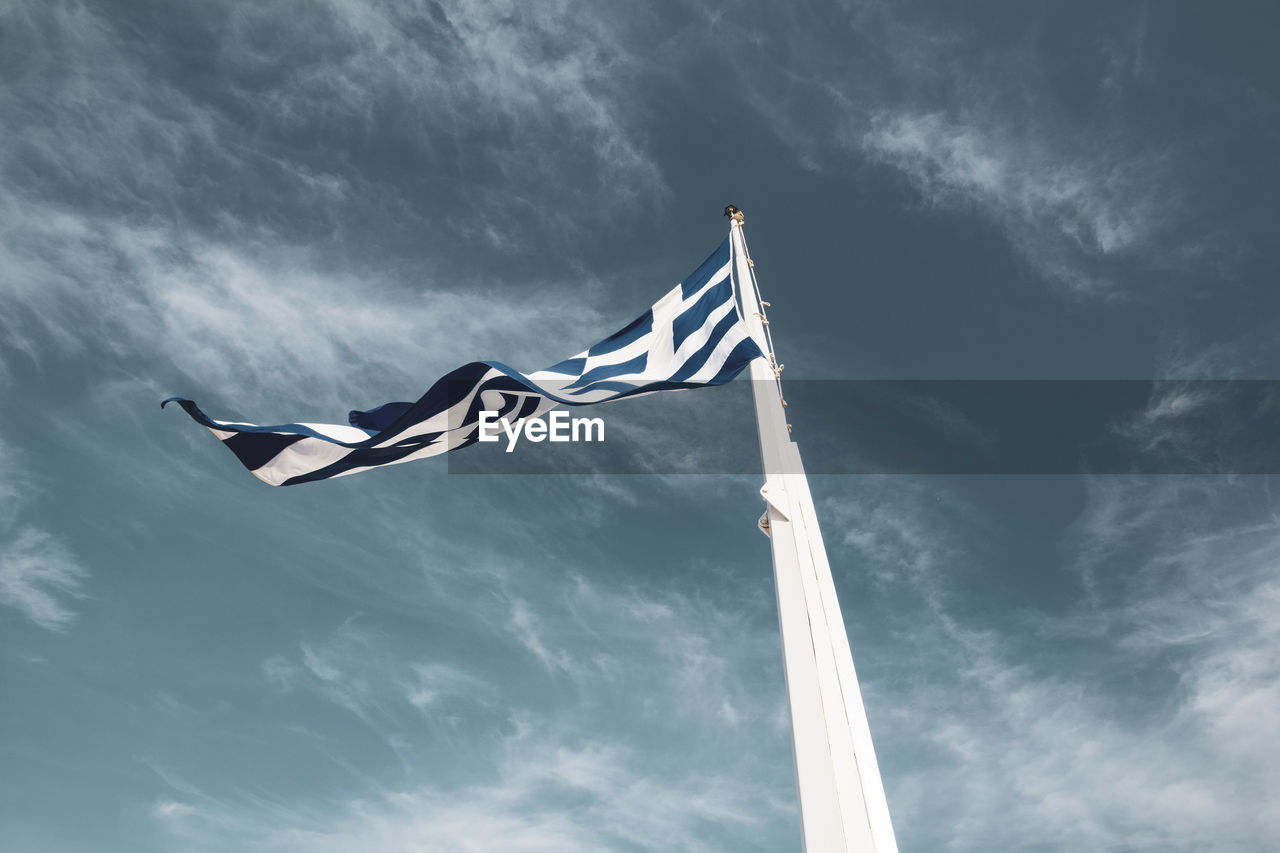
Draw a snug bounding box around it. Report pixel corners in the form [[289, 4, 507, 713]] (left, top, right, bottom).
[[822, 474, 1280, 850], [0, 526, 87, 632], [859, 109, 1167, 292], [507, 597, 576, 673], [403, 662, 496, 714], [0, 198, 609, 413], [172, 571, 799, 852], [0, 438, 88, 631], [149, 715, 783, 853], [490, 570, 787, 731], [0, 0, 687, 423], [0, 0, 665, 260], [264, 617, 501, 731], [705, 1, 1217, 294]]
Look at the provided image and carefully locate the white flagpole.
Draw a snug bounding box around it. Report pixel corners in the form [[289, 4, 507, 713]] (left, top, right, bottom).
[[727, 207, 899, 853]]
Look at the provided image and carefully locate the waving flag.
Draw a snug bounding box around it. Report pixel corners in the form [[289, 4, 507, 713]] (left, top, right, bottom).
[[165, 237, 763, 485]]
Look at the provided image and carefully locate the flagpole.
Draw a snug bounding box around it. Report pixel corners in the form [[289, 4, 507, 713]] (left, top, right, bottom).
[[727, 206, 899, 853]]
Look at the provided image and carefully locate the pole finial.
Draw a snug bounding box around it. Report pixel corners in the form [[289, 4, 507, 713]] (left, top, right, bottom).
[[723, 204, 744, 224]]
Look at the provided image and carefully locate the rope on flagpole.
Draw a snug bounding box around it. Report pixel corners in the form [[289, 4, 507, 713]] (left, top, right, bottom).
[[724, 205, 790, 433]]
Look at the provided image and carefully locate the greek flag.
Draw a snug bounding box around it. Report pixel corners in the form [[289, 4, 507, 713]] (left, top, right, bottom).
[[165, 237, 763, 486]]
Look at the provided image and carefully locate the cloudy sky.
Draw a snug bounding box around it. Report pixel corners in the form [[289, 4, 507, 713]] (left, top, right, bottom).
[[3, 1, 1279, 850]]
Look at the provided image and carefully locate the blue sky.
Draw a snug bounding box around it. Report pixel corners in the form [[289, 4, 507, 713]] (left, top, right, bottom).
[[3, 1, 1279, 851]]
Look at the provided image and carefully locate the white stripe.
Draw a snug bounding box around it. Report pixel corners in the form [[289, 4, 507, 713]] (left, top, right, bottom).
[[673, 298, 736, 367], [253, 436, 355, 486], [686, 322, 751, 383], [297, 422, 374, 442], [373, 368, 503, 445], [678, 260, 731, 308]]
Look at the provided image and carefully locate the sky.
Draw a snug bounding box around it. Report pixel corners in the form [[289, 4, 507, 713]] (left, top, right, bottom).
[[2, 1, 1279, 851]]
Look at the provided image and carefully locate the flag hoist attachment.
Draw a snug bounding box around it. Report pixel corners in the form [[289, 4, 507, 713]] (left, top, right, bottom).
[[728, 207, 899, 853]]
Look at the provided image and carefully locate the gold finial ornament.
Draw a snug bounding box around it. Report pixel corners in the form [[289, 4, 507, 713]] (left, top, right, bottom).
[[723, 204, 745, 224]]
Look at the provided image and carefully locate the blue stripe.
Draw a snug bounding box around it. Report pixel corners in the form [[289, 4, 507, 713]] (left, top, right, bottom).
[[668, 310, 741, 382], [284, 381, 549, 485], [223, 431, 306, 471], [709, 337, 764, 384], [383, 361, 496, 441], [563, 379, 640, 395], [679, 237, 730, 300], [516, 395, 541, 419], [588, 309, 653, 357], [672, 277, 731, 353], [161, 398, 375, 444], [563, 352, 648, 390], [349, 401, 412, 432], [538, 356, 587, 377]]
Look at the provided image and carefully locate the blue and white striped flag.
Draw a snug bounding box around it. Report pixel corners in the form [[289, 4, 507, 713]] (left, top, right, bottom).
[[165, 237, 763, 485]]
